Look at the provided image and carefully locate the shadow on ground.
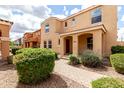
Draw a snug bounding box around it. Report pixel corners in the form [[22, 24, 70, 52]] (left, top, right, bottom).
[[0, 62, 16, 71], [72, 64, 108, 72], [16, 74, 68, 88]]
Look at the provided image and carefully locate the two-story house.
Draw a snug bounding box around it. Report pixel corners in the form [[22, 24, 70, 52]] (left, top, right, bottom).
[[23, 29, 41, 48], [0, 19, 13, 60], [40, 5, 117, 57]]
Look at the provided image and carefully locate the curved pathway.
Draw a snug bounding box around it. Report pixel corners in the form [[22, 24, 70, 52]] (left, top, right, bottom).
[[54, 59, 107, 87]]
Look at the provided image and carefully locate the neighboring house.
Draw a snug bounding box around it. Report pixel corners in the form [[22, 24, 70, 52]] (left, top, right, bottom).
[[23, 29, 41, 48], [13, 38, 23, 48], [40, 5, 118, 57], [0, 19, 13, 60]]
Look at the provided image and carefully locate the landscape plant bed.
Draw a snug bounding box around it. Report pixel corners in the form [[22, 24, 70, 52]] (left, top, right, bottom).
[[0, 61, 85, 88], [72, 63, 124, 79]]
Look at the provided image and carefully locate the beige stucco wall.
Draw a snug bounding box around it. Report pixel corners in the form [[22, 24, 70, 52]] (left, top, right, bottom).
[[40, 5, 117, 57], [63, 5, 117, 56], [40, 18, 62, 54], [102, 6, 117, 56], [0, 22, 12, 60]]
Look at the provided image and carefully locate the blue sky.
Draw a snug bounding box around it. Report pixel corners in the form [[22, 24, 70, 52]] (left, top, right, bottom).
[[0, 5, 123, 41], [118, 5, 124, 28], [48, 5, 82, 16]]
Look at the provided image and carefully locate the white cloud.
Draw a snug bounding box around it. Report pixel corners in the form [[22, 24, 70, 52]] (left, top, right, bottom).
[[70, 8, 80, 15], [0, 5, 51, 41], [118, 6, 122, 12], [51, 14, 66, 19], [64, 6, 66, 11], [0, 7, 12, 20], [121, 15, 124, 21], [65, 11, 69, 16], [63, 6, 69, 16], [117, 27, 124, 41]]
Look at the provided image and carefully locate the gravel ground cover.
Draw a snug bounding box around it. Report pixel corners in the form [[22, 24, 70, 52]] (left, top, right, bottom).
[[73, 62, 124, 79], [0, 62, 84, 88]]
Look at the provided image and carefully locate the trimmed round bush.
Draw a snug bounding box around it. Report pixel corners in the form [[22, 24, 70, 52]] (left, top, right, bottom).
[[81, 50, 101, 67], [68, 54, 80, 65], [110, 54, 124, 74], [92, 77, 124, 88], [14, 48, 55, 84], [15, 48, 32, 55]]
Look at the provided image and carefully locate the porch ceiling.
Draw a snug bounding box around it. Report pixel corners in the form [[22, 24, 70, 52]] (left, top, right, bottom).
[[60, 24, 107, 37]]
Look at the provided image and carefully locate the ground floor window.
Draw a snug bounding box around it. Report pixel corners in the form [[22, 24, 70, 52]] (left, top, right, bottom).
[[48, 40, 52, 48], [87, 37, 93, 50], [44, 41, 47, 48]]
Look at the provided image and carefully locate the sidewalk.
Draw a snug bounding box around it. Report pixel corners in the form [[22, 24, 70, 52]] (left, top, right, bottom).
[[54, 59, 107, 87]]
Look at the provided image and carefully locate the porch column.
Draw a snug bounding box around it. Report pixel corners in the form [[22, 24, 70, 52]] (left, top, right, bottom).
[[93, 30, 102, 57], [1, 41, 9, 61], [60, 37, 64, 57], [30, 42, 33, 48], [73, 34, 78, 56]]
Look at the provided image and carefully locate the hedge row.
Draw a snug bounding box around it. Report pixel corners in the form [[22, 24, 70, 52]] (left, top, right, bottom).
[[111, 45, 124, 54]]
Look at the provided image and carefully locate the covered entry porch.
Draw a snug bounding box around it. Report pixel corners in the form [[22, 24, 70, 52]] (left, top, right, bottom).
[[60, 25, 107, 57]]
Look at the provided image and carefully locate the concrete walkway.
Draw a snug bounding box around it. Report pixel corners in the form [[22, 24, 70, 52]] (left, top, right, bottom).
[[54, 59, 107, 87]]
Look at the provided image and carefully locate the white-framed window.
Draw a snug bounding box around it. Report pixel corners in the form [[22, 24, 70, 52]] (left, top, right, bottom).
[[48, 40, 52, 48], [91, 8, 102, 24], [87, 37, 93, 50], [44, 41, 47, 48], [45, 24, 49, 33], [72, 18, 76, 26]]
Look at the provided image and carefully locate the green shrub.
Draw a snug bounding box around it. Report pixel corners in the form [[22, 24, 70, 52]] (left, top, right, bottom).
[[81, 50, 101, 67], [54, 52, 59, 60], [11, 48, 20, 55], [14, 48, 55, 84], [110, 54, 124, 74], [15, 48, 32, 55], [92, 77, 124, 88], [7, 55, 13, 64], [68, 54, 80, 65], [111, 45, 124, 54]]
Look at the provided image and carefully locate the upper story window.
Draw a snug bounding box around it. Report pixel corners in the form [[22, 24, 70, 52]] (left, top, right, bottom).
[[91, 8, 102, 24], [45, 24, 49, 33], [48, 40, 52, 48], [72, 18, 76, 25], [64, 22, 67, 27]]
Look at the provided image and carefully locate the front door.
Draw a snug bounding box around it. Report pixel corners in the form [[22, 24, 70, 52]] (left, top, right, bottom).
[[66, 39, 70, 54]]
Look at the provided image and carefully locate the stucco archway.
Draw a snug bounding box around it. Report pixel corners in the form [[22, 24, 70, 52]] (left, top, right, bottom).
[[78, 33, 93, 55]]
